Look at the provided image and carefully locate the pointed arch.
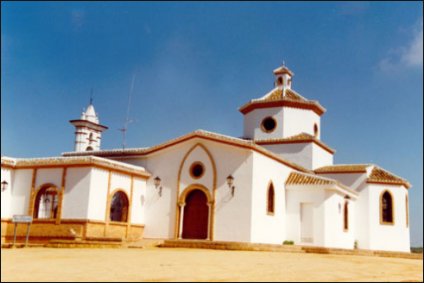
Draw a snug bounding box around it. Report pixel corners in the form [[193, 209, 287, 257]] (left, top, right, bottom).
[[267, 181, 275, 215], [175, 143, 217, 240], [380, 190, 394, 225]]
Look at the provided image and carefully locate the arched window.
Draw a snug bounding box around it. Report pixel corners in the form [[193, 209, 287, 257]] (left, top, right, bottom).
[[267, 183, 275, 215], [314, 123, 319, 137], [381, 191, 394, 224], [110, 191, 129, 222], [406, 195, 409, 227], [277, 77, 283, 86], [86, 146, 93, 151], [343, 201, 349, 231], [33, 185, 59, 219]]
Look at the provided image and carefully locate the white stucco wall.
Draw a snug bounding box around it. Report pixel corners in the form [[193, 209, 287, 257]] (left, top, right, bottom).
[[249, 152, 292, 244], [285, 187, 326, 246], [243, 107, 321, 141], [367, 184, 410, 252], [260, 143, 312, 170], [10, 169, 33, 216], [84, 168, 109, 221], [62, 167, 92, 219], [112, 138, 255, 242], [317, 172, 367, 191], [243, 107, 284, 140], [282, 107, 321, 139], [322, 192, 355, 249], [35, 168, 63, 189], [131, 177, 146, 225], [209, 141, 253, 243], [1, 167, 13, 218], [311, 143, 333, 170]]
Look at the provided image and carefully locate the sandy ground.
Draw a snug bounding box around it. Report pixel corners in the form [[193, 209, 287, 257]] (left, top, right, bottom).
[[1, 247, 422, 282]]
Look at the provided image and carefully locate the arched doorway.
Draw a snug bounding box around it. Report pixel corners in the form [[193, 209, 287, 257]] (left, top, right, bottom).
[[182, 189, 209, 239]]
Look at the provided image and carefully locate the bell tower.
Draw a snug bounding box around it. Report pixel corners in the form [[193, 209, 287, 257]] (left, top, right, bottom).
[[273, 63, 294, 90], [70, 100, 108, 152]]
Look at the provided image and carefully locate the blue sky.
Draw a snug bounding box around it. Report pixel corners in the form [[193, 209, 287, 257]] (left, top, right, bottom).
[[1, 2, 422, 245]]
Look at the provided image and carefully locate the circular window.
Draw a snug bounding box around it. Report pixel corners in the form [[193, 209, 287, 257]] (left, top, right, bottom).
[[261, 117, 277, 133], [190, 162, 205, 179]]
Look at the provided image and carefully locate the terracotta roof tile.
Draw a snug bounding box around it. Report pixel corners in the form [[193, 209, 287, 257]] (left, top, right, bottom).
[[367, 167, 411, 188], [63, 130, 311, 173], [314, 164, 370, 173], [286, 172, 334, 186], [255, 133, 336, 154]]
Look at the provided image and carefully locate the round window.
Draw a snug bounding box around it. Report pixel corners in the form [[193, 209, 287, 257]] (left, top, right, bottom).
[[190, 162, 205, 179], [261, 117, 277, 133]]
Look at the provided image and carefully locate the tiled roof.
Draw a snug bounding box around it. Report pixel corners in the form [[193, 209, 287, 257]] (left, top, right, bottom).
[[286, 172, 334, 186], [62, 130, 311, 173], [314, 164, 370, 174], [265, 89, 305, 102], [315, 164, 411, 189], [255, 133, 336, 154], [285, 171, 358, 197], [367, 167, 411, 188], [1, 156, 150, 178], [273, 66, 294, 76], [239, 87, 326, 116]]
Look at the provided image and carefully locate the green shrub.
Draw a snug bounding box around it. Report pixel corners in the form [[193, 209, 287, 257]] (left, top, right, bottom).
[[283, 240, 294, 245]]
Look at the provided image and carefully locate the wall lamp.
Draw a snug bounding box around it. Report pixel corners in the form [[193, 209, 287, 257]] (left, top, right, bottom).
[[154, 176, 162, 197], [1, 180, 8, 192], [226, 175, 235, 197]]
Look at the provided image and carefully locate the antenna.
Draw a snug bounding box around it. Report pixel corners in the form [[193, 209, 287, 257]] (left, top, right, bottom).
[[119, 74, 136, 149], [90, 88, 94, 105]]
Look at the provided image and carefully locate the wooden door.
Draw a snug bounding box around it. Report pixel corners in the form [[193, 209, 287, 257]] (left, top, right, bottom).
[[182, 189, 209, 239]]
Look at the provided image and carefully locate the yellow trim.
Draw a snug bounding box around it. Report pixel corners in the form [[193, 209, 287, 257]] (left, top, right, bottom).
[[56, 167, 67, 225], [104, 170, 112, 236], [179, 184, 213, 205], [175, 143, 217, 240], [27, 168, 38, 215], [31, 183, 61, 221], [126, 176, 134, 238], [260, 116, 277, 134], [380, 190, 395, 225], [108, 188, 130, 223], [178, 184, 213, 240]]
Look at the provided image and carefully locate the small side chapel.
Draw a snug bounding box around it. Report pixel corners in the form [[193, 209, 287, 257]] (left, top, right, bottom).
[[1, 64, 411, 252]]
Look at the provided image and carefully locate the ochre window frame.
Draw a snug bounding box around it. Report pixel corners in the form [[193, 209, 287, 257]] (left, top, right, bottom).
[[109, 190, 130, 223], [33, 184, 60, 221], [380, 190, 395, 225], [267, 182, 275, 215]]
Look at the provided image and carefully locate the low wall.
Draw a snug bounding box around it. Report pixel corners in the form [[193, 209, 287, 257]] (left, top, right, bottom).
[[1, 219, 144, 244]]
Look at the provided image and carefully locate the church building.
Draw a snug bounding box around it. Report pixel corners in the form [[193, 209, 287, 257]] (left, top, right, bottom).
[[1, 64, 411, 252]]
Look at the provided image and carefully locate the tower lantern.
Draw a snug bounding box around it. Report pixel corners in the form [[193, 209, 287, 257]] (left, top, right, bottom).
[[70, 101, 108, 152], [273, 63, 294, 90]]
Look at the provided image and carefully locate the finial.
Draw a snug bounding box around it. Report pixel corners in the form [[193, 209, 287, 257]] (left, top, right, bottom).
[[282, 60, 285, 66], [90, 88, 93, 105]]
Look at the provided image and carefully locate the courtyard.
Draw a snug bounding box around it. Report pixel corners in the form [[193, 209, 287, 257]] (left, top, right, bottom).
[[1, 247, 422, 282]]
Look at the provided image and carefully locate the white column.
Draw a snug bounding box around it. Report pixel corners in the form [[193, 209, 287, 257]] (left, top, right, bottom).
[[178, 204, 185, 239]]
